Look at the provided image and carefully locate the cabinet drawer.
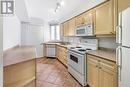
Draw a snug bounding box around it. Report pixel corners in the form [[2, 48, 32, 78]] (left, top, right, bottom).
[[87, 55, 100, 63], [100, 59, 117, 72]]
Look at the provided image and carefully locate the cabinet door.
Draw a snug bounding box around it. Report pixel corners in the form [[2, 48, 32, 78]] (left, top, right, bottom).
[[87, 55, 99, 87], [68, 18, 76, 36], [118, 0, 130, 12], [95, 1, 113, 35], [63, 22, 69, 36], [60, 24, 64, 37], [99, 61, 117, 87], [75, 14, 84, 26], [83, 10, 94, 24]]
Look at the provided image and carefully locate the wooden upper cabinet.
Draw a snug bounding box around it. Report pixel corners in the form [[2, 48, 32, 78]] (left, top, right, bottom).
[[75, 14, 84, 26], [94, 1, 114, 35], [118, 0, 130, 12], [60, 24, 64, 37], [63, 21, 69, 36], [83, 10, 94, 24], [68, 18, 76, 36]]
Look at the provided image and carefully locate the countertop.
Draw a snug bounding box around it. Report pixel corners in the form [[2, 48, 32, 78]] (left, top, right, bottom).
[[44, 42, 116, 62], [3, 46, 36, 67], [87, 49, 116, 62], [43, 42, 74, 49]]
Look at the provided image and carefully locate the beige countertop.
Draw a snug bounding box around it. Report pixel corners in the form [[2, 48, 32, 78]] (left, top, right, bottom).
[[87, 49, 116, 62], [43, 42, 74, 49], [3, 46, 36, 67], [44, 42, 116, 62]]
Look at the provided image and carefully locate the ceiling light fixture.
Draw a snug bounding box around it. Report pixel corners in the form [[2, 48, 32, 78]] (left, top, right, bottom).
[[54, 0, 65, 13]]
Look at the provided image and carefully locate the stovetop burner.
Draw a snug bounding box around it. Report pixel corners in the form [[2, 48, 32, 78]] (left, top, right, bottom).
[[70, 47, 75, 49], [86, 48, 92, 50], [78, 48, 92, 52], [76, 46, 82, 48], [78, 49, 86, 51]]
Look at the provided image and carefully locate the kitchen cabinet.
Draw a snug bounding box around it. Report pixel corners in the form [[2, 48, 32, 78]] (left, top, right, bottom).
[[62, 18, 75, 36], [87, 56, 99, 87], [99, 61, 117, 87], [56, 45, 67, 66], [83, 10, 94, 24], [75, 14, 84, 26], [4, 59, 36, 87], [118, 0, 130, 12], [63, 21, 69, 36], [68, 18, 76, 36], [87, 55, 117, 87], [94, 1, 114, 35], [60, 23, 64, 37]]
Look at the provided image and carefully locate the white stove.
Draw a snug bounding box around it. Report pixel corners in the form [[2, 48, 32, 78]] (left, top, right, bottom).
[[67, 39, 98, 86], [68, 43, 97, 55]]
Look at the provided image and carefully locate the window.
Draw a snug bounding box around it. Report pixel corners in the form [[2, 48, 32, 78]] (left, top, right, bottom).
[[50, 25, 60, 40]]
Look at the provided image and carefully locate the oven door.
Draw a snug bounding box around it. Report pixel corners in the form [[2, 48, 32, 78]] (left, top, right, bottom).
[[68, 51, 85, 74]]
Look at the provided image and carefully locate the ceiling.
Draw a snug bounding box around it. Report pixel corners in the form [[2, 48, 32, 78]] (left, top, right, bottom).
[[24, 0, 105, 24]]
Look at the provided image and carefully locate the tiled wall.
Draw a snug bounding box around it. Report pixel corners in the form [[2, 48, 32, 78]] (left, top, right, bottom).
[[61, 36, 117, 49]]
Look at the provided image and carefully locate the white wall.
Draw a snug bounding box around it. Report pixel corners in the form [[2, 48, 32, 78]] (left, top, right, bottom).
[[0, 17, 3, 87], [21, 22, 45, 58], [15, 0, 29, 21], [3, 0, 29, 51], [3, 16, 21, 51], [21, 22, 44, 46], [98, 37, 117, 49], [43, 22, 50, 42]]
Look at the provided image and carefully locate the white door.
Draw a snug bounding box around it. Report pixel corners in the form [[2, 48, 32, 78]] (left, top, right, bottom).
[[122, 7, 130, 47], [119, 47, 130, 87]]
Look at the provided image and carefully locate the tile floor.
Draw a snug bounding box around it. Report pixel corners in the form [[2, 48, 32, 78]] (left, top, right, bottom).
[[36, 58, 83, 87]]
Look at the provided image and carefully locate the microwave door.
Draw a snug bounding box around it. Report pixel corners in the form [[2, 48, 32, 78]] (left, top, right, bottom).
[[75, 28, 86, 36]]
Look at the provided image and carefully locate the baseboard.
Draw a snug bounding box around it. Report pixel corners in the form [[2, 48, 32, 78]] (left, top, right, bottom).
[[4, 45, 20, 53]]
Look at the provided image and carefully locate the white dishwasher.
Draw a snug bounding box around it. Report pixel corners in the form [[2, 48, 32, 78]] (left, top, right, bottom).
[[45, 44, 56, 57]]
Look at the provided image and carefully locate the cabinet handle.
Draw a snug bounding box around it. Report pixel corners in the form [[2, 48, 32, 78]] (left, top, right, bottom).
[[99, 67, 102, 69], [110, 32, 114, 34]]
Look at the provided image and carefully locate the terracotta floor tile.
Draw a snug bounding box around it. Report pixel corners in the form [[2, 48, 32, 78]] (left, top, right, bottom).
[[36, 58, 83, 87], [41, 82, 55, 87], [37, 73, 49, 81], [53, 84, 64, 87], [54, 77, 65, 85], [45, 75, 57, 84], [36, 80, 43, 87]]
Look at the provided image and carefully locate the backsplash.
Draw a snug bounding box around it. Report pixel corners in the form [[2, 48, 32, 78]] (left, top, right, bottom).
[[61, 36, 117, 49]]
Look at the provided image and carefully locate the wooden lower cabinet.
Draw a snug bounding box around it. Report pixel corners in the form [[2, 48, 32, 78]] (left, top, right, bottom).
[[99, 68, 117, 87], [87, 55, 117, 87], [4, 59, 36, 87], [56, 45, 67, 66], [87, 57, 99, 87]]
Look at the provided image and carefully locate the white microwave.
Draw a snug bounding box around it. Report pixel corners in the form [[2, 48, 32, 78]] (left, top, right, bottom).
[[75, 23, 94, 36]]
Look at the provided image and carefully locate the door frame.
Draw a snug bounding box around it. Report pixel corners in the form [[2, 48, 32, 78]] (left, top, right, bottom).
[[0, 11, 3, 87]]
